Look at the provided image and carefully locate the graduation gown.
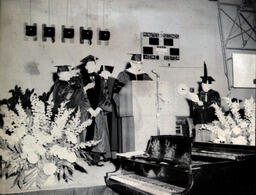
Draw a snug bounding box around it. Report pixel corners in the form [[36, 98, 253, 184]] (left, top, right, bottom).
[[65, 76, 91, 133], [192, 89, 221, 125], [83, 73, 111, 157], [52, 80, 70, 118], [117, 70, 152, 85], [103, 77, 124, 153]]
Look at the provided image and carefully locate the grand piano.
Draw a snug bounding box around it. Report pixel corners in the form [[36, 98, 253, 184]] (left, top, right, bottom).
[[105, 135, 256, 195]]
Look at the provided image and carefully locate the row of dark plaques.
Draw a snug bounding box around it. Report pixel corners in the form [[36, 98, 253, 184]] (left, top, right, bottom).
[[25, 23, 110, 45]]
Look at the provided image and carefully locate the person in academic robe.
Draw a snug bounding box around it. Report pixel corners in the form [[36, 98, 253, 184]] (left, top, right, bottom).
[[117, 54, 152, 85], [192, 62, 221, 125], [52, 65, 73, 119], [113, 54, 152, 153], [98, 65, 124, 156], [75, 55, 111, 165]]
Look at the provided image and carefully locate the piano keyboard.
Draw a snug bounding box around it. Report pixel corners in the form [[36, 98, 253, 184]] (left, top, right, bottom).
[[109, 173, 185, 195]]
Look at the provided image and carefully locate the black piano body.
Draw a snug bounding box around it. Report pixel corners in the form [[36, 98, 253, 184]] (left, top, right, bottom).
[[105, 135, 256, 195]]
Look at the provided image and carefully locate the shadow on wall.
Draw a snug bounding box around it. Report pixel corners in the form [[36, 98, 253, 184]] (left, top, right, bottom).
[[24, 61, 40, 75]]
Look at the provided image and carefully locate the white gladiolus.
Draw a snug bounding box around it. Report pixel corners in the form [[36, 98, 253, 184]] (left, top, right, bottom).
[[0, 92, 102, 188], [43, 163, 57, 175], [51, 125, 63, 138], [66, 131, 77, 144]]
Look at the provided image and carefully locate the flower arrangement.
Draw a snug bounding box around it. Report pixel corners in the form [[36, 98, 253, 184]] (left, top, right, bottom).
[[200, 97, 255, 145], [0, 93, 99, 189]]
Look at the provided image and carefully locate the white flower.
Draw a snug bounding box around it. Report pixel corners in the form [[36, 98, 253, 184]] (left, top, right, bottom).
[[248, 133, 255, 146], [20, 152, 28, 159], [34, 144, 46, 156], [23, 135, 37, 145], [23, 143, 34, 155], [0, 148, 10, 161], [43, 163, 57, 175], [6, 134, 19, 146], [49, 145, 62, 156], [51, 125, 63, 138], [27, 152, 39, 164], [44, 175, 56, 186], [66, 131, 77, 144], [66, 152, 77, 163], [16, 125, 27, 139], [239, 121, 248, 129], [231, 136, 247, 145], [232, 126, 241, 136], [35, 131, 53, 145], [0, 130, 8, 140], [216, 129, 226, 139]]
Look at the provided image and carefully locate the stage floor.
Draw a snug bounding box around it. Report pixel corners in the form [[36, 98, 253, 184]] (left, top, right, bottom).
[[2, 186, 119, 195], [0, 161, 117, 195]]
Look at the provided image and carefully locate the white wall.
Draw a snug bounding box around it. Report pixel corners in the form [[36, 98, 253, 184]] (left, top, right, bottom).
[[0, 0, 255, 102]]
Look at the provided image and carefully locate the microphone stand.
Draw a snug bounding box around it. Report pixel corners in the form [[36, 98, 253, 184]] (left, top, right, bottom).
[[152, 70, 160, 135]]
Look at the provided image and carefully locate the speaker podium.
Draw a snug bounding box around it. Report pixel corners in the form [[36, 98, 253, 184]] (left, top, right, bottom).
[[119, 81, 176, 152]]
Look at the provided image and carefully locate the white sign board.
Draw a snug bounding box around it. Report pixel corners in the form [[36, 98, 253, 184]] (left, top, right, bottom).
[[232, 53, 256, 88]]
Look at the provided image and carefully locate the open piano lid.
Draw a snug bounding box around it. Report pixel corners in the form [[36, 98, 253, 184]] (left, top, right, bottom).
[[145, 135, 193, 167]]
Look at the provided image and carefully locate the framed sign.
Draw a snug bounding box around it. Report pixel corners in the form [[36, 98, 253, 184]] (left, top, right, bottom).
[[232, 53, 256, 88], [141, 32, 180, 61]]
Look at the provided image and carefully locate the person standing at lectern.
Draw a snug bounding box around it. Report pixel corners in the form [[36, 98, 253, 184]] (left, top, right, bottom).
[[117, 54, 152, 85], [113, 54, 152, 153], [192, 62, 221, 125]]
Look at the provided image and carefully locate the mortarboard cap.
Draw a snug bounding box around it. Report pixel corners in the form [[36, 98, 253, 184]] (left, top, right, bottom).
[[80, 55, 99, 64], [54, 65, 71, 73], [200, 62, 215, 84], [98, 65, 114, 74]]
